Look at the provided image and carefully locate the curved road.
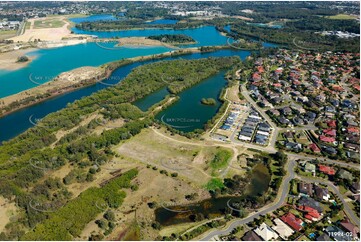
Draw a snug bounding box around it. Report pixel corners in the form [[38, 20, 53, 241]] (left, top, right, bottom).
[[199, 159, 297, 240], [296, 175, 360, 226]]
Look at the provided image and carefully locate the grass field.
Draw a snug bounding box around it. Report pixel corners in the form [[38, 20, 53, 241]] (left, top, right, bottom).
[[326, 14, 357, 20], [0, 30, 16, 40], [34, 18, 66, 29]]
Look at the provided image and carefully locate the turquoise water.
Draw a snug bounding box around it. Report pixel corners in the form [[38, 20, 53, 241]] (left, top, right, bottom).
[[0, 26, 230, 98], [224, 25, 231, 33], [69, 14, 118, 23], [146, 19, 178, 25], [71, 25, 229, 47], [0, 49, 250, 143], [0, 43, 170, 98]]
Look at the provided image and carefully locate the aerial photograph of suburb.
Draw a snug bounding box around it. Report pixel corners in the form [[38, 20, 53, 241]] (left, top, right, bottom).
[[0, 0, 359, 241]]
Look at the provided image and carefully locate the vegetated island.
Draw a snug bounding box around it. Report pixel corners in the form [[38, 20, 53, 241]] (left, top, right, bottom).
[[200, 97, 217, 105], [146, 34, 196, 45]]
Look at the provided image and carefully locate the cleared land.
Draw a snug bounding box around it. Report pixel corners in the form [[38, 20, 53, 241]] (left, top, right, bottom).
[[326, 14, 358, 19], [0, 47, 36, 70], [116, 37, 179, 48], [34, 18, 66, 29], [9, 16, 88, 42]]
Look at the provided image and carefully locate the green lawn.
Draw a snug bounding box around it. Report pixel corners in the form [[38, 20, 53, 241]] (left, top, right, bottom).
[[210, 148, 232, 175], [205, 178, 225, 191]]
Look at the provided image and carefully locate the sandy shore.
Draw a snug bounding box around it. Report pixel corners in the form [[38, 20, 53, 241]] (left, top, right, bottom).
[[116, 37, 178, 48], [0, 48, 37, 71], [0, 46, 229, 117], [0, 66, 106, 116]]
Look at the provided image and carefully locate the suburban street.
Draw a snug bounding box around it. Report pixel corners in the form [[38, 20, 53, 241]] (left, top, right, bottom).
[[295, 175, 360, 226], [199, 159, 297, 240], [196, 81, 360, 240]]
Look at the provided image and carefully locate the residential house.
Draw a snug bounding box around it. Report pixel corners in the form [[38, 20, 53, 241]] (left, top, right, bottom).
[[280, 213, 304, 232], [318, 164, 336, 176], [241, 230, 262, 241], [254, 223, 279, 241], [338, 169, 354, 181], [278, 116, 290, 125], [316, 233, 332, 241], [325, 226, 353, 241], [271, 218, 294, 240], [285, 142, 302, 152], [314, 185, 330, 201], [319, 135, 336, 143], [323, 128, 337, 137], [339, 219, 359, 238], [268, 109, 280, 117], [298, 205, 321, 222], [304, 162, 316, 173], [298, 182, 313, 196], [327, 120, 337, 128], [309, 143, 321, 153], [281, 106, 292, 116], [344, 143, 360, 152], [298, 196, 323, 213], [322, 146, 338, 155]]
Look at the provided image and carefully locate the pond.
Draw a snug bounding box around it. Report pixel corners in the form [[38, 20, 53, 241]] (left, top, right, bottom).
[[155, 163, 271, 226]]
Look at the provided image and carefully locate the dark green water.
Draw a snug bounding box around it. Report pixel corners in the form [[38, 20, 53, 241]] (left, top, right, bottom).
[[155, 71, 227, 132], [154, 163, 271, 226], [133, 87, 169, 112]]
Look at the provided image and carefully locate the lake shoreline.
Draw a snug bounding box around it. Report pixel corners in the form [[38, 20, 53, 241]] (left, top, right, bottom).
[[0, 48, 37, 71], [0, 46, 229, 118]]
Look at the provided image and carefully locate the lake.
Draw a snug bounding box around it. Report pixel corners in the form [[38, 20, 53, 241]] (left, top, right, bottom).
[[146, 19, 179, 25], [0, 49, 250, 143], [0, 25, 231, 98], [69, 14, 118, 23], [71, 25, 229, 47], [0, 44, 170, 98]]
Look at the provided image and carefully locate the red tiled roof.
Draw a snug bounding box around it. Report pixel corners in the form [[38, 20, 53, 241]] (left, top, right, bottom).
[[323, 129, 337, 137], [319, 135, 335, 143], [332, 85, 344, 92], [327, 120, 337, 128], [318, 165, 336, 175], [309, 143, 321, 153], [280, 213, 303, 231], [257, 66, 265, 73], [347, 126, 359, 133], [298, 206, 321, 220], [273, 83, 282, 87], [252, 73, 261, 81]]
